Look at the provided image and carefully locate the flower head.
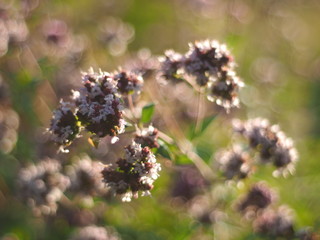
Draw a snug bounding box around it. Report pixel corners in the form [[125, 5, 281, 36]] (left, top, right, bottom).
[[207, 70, 244, 111], [216, 145, 252, 180], [0, 107, 19, 154], [238, 182, 277, 215], [134, 125, 159, 149], [74, 68, 125, 138], [101, 141, 161, 202], [113, 70, 143, 95], [66, 155, 105, 196], [159, 40, 243, 111], [253, 206, 295, 238], [184, 40, 234, 86], [159, 50, 185, 83], [48, 100, 80, 152], [18, 158, 70, 216], [233, 118, 298, 176], [69, 225, 120, 240]]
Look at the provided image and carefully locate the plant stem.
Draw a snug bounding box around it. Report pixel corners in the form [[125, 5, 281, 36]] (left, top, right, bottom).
[[195, 89, 204, 134], [127, 94, 138, 123]]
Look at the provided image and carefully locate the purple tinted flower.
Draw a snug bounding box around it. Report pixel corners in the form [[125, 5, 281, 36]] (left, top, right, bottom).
[[48, 100, 80, 152], [216, 145, 252, 180], [73, 68, 125, 138], [134, 125, 160, 149], [18, 158, 70, 216], [113, 70, 143, 95], [102, 141, 161, 202]]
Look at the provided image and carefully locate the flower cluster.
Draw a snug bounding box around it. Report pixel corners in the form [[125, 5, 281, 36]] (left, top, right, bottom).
[[113, 70, 143, 95], [124, 49, 159, 78], [69, 225, 120, 240], [0, 5, 29, 56], [73, 69, 125, 138], [49, 68, 131, 151], [48, 101, 80, 152], [41, 19, 87, 59], [235, 183, 301, 239], [159, 50, 184, 83], [134, 125, 160, 149], [101, 141, 161, 202], [0, 107, 19, 154], [253, 206, 295, 238], [159, 40, 244, 111], [66, 155, 105, 197], [17, 158, 70, 216], [215, 145, 252, 180], [171, 165, 208, 201], [237, 182, 277, 216], [188, 194, 224, 225], [233, 118, 298, 176], [98, 17, 134, 56]]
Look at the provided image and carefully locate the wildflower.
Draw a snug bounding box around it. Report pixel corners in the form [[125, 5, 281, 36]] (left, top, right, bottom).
[[113, 70, 143, 95], [238, 182, 277, 215], [189, 194, 225, 224], [253, 206, 295, 238], [207, 69, 244, 110], [0, 6, 28, 56], [18, 158, 70, 216], [124, 48, 159, 78], [159, 50, 185, 83], [48, 100, 80, 152], [216, 145, 252, 180], [69, 225, 120, 240], [159, 40, 243, 111], [98, 17, 134, 56], [171, 165, 208, 201], [73, 68, 125, 138], [66, 155, 105, 196], [184, 40, 234, 86], [233, 118, 298, 176], [42, 19, 70, 48], [296, 228, 320, 240], [101, 141, 161, 202], [41, 19, 86, 58], [134, 125, 160, 149], [0, 107, 19, 154]]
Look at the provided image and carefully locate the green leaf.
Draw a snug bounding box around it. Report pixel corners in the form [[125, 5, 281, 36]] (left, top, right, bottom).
[[156, 139, 173, 160], [188, 115, 217, 140], [195, 142, 214, 164], [140, 103, 155, 124], [175, 154, 193, 165]]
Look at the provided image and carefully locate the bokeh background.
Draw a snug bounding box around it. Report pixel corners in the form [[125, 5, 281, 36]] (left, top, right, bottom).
[[1, 0, 320, 239]]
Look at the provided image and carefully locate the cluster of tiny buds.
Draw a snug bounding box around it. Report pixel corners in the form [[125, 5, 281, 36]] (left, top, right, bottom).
[[69, 225, 120, 240], [216, 145, 252, 180], [159, 40, 244, 111], [48, 100, 80, 152], [113, 70, 143, 95], [232, 118, 298, 177], [237, 182, 277, 218], [235, 183, 315, 239], [253, 205, 295, 238], [73, 68, 125, 138], [17, 158, 70, 216], [65, 154, 106, 197], [101, 141, 161, 202], [49, 67, 145, 151], [134, 125, 160, 149], [0, 107, 19, 154]]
